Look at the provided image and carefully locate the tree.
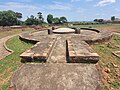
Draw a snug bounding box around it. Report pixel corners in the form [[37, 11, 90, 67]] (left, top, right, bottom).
[[25, 12, 45, 25], [52, 17, 60, 24], [93, 19, 103, 23], [60, 16, 67, 24], [15, 12, 22, 19], [30, 15, 35, 19], [111, 16, 115, 21], [98, 19, 104, 23], [25, 15, 41, 25], [47, 14, 53, 24], [0, 10, 23, 26], [94, 19, 98, 22], [37, 12, 44, 22]]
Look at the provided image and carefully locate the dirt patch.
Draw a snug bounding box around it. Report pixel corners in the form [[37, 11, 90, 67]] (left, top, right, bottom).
[[99, 26, 120, 33]]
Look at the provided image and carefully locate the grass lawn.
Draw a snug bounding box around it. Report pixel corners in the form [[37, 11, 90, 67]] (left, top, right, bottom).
[[65, 24, 120, 29], [0, 36, 34, 90], [92, 34, 120, 90]]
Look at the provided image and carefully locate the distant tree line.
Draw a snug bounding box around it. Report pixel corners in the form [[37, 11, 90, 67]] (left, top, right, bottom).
[[47, 14, 67, 25], [94, 19, 104, 23], [25, 12, 44, 25], [0, 10, 68, 26], [94, 16, 117, 23]]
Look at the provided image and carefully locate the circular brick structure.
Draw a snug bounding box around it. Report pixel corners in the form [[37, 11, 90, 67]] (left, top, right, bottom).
[[19, 27, 112, 44], [53, 28, 75, 34]]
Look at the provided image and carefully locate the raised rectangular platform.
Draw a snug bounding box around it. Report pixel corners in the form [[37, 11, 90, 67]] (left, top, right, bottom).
[[67, 40, 99, 63], [47, 37, 67, 63], [20, 38, 56, 62]]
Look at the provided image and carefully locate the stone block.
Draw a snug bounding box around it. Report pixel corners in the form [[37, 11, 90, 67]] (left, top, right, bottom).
[[67, 40, 99, 63], [48, 29, 53, 35]]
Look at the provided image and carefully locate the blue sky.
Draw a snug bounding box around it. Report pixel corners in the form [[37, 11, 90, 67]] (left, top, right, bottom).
[[0, 0, 120, 21]]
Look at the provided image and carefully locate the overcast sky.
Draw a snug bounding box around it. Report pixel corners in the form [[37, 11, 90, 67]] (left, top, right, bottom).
[[0, 0, 120, 21]]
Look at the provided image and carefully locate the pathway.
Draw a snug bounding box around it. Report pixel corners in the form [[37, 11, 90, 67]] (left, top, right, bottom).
[[0, 34, 18, 60]]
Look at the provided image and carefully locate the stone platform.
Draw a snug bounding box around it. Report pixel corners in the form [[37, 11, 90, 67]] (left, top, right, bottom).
[[10, 64, 102, 90], [19, 28, 112, 63], [20, 38, 56, 62], [67, 40, 99, 63], [10, 28, 112, 90]]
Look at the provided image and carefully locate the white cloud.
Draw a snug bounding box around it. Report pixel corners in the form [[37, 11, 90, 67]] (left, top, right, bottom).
[[16, 0, 32, 3], [96, 0, 116, 7], [76, 8, 86, 14], [115, 8, 120, 12], [0, 1, 72, 20], [96, 13, 105, 16], [45, 1, 72, 10], [0, 2, 43, 20], [71, 0, 93, 2], [71, 0, 81, 2], [86, 0, 93, 2]]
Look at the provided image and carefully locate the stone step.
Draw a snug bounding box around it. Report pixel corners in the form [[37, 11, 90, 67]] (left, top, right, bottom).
[[47, 37, 67, 63], [67, 40, 99, 63], [20, 38, 56, 62]]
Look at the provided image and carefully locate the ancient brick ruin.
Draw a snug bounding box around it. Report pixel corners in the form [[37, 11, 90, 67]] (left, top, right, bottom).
[[10, 27, 112, 90]]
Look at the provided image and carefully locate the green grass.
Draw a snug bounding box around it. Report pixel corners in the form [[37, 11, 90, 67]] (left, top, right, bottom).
[[110, 81, 120, 89], [93, 34, 120, 62], [65, 24, 120, 29], [92, 34, 120, 90], [0, 36, 33, 90], [104, 86, 109, 90], [112, 34, 120, 44]]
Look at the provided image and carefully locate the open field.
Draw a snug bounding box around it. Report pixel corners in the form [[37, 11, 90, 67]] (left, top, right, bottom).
[[69, 24, 120, 32], [70, 24, 120, 28], [0, 28, 33, 39]]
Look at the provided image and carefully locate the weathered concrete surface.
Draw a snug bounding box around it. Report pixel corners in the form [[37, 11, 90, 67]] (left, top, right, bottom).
[[53, 28, 75, 34], [10, 64, 102, 90], [20, 38, 56, 62], [68, 39, 99, 63], [20, 28, 112, 63], [47, 37, 67, 63], [20, 28, 112, 44]]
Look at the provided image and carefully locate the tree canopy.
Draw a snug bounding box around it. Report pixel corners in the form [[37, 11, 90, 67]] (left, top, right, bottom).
[[47, 14, 68, 25], [0, 10, 68, 26], [0, 10, 22, 26], [94, 19, 104, 23], [37, 12, 44, 22], [60, 17, 67, 24], [25, 15, 40, 25], [52, 17, 60, 24], [25, 12, 44, 25], [47, 14, 53, 24], [111, 16, 115, 21]]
